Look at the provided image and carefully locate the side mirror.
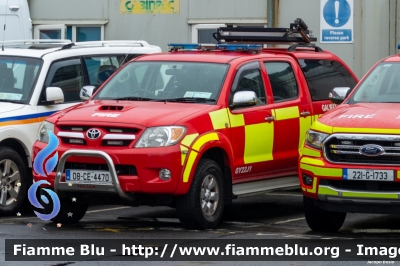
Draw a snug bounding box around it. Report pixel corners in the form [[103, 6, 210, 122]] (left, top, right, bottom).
[[46, 87, 64, 104], [329, 87, 350, 104], [231, 91, 258, 109], [80, 85, 96, 100]]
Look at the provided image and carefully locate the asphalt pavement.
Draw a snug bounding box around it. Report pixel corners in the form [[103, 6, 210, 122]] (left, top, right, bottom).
[[1, 190, 400, 266]]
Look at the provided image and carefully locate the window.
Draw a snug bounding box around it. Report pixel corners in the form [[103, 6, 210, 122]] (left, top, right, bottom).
[[0, 56, 42, 103], [34, 24, 65, 40], [76, 27, 101, 41], [232, 62, 266, 105], [83, 55, 126, 87], [351, 63, 400, 103], [191, 24, 224, 43], [34, 24, 104, 42], [298, 59, 357, 101], [95, 62, 228, 102], [42, 58, 84, 103], [264, 62, 298, 102]]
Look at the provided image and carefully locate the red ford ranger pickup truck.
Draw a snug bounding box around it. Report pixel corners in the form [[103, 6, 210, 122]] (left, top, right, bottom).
[[300, 51, 400, 232], [32, 24, 358, 229]]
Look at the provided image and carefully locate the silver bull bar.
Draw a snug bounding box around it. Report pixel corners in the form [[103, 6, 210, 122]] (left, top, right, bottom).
[[54, 149, 135, 201]]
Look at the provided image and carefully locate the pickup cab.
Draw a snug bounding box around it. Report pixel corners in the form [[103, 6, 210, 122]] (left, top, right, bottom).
[[300, 53, 400, 232], [32, 24, 358, 229]]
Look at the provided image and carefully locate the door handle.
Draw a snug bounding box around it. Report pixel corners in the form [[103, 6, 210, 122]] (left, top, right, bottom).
[[265, 115, 275, 121], [300, 111, 311, 117]]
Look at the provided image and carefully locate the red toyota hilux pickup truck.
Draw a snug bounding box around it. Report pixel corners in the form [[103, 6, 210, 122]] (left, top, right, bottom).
[[32, 21, 358, 229]]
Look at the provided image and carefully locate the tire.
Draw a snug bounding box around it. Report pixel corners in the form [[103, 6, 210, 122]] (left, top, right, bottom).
[[303, 196, 346, 232], [176, 159, 224, 230], [49, 194, 89, 223], [0, 147, 28, 215]]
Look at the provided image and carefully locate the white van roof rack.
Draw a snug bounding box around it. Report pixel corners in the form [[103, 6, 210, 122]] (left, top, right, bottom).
[[0, 39, 71, 45], [60, 40, 151, 50], [0, 39, 72, 51]]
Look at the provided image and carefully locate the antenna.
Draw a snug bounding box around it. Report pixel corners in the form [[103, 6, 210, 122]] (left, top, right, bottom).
[[2, 0, 9, 51], [121, 15, 155, 65]]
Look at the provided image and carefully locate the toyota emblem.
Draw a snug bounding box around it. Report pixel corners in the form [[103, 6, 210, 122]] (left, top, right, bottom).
[[86, 128, 101, 140]]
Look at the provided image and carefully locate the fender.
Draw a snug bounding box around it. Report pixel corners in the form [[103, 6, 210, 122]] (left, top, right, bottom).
[[0, 126, 32, 167], [174, 131, 234, 195]]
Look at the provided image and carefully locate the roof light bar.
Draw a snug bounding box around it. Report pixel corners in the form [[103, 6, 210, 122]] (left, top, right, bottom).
[[168, 43, 202, 50], [216, 44, 262, 52]]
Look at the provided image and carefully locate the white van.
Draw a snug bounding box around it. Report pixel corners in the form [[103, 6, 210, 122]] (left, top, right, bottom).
[[0, 0, 32, 41], [0, 40, 161, 215]]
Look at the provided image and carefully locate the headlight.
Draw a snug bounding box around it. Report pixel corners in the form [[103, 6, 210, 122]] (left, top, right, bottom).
[[135, 126, 186, 148], [305, 130, 329, 150], [37, 121, 55, 143]]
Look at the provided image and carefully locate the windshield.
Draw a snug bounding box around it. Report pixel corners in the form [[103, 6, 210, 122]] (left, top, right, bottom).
[[349, 62, 400, 103], [0, 56, 42, 103], [94, 61, 229, 103]]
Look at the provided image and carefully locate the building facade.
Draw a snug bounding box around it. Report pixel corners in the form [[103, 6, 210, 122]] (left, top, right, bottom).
[[28, 0, 400, 79]]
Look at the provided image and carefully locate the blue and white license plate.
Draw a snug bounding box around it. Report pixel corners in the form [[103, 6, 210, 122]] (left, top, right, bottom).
[[343, 169, 394, 181], [66, 169, 112, 184]]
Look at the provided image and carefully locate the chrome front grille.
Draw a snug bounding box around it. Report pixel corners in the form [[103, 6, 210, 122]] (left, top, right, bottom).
[[324, 134, 400, 165], [57, 125, 138, 146]]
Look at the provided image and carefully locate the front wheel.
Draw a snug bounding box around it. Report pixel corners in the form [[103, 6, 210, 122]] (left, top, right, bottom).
[[303, 196, 346, 232], [49, 194, 89, 223], [0, 147, 28, 215], [176, 159, 224, 229]]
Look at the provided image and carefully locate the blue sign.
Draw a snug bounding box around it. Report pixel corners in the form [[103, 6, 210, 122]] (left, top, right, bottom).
[[320, 0, 353, 43], [28, 130, 61, 221], [323, 0, 351, 27], [322, 29, 352, 42]]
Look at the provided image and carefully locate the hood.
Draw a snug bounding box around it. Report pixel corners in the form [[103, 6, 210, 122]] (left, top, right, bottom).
[[56, 100, 213, 127], [0, 102, 25, 116], [317, 103, 400, 130]]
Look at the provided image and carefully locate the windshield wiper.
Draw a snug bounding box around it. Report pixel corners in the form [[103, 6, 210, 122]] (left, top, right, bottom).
[[0, 99, 22, 104], [162, 97, 216, 103], [114, 96, 153, 101]]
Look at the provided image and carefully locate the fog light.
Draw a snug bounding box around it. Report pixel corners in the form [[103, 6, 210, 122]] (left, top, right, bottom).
[[303, 174, 313, 185], [159, 169, 171, 180]]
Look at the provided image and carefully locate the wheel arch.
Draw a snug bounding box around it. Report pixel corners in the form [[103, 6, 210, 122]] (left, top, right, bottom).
[[0, 138, 30, 168], [201, 147, 233, 205], [175, 131, 234, 202]]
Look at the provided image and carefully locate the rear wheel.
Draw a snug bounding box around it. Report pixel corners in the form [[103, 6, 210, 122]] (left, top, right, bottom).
[[176, 159, 224, 229], [303, 196, 346, 232], [0, 147, 28, 215]]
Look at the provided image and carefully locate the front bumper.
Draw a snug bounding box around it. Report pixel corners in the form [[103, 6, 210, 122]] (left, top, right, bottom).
[[299, 146, 400, 212], [54, 149, 134, 200], [33, 141, 183, 195]]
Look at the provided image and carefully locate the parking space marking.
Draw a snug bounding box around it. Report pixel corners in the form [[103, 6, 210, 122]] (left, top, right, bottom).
[[273, 217, 305, 224], [86, 206, 131, 214], [0, 217, 38, 221], [266, 193, 302, 197], [352, 229, 400, 233]]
